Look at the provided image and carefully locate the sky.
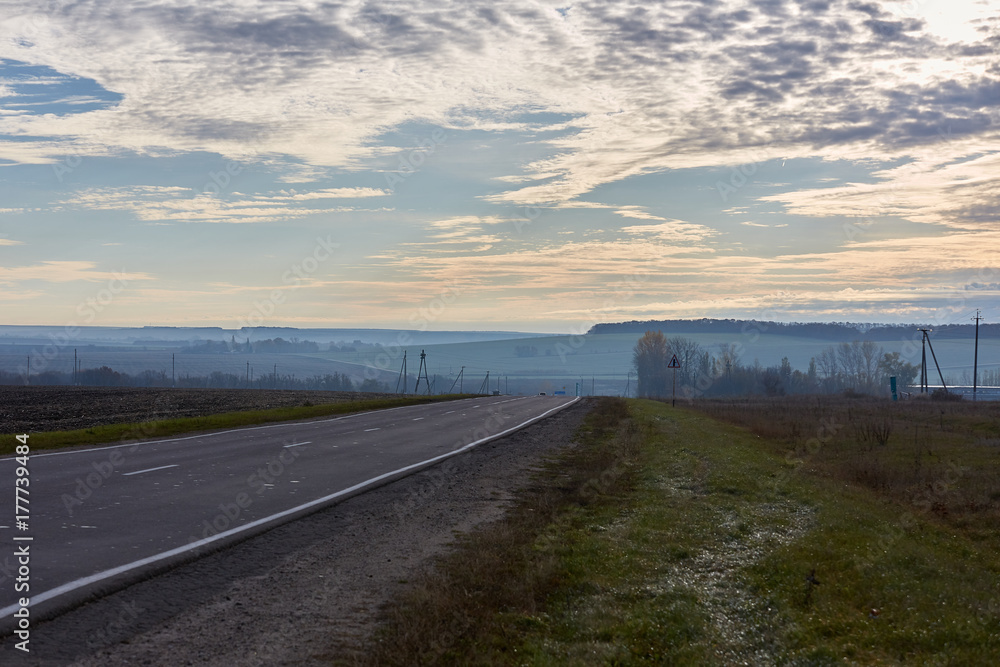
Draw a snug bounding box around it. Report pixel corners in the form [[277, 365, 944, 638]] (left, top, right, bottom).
[[0, 0, 998, 333]]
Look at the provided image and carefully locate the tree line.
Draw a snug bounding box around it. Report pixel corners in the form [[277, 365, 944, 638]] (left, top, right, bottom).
[[598, 318, 999, 342], [185, 337, 322, 354], [1, 367, 391, 392], [633, 331, 923, 399]]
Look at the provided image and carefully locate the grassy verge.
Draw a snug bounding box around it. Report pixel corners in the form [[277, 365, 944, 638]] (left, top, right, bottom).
[[361, 397, 1000, 664], [0, 394, 468, 455], [361, 397, 639, 666]]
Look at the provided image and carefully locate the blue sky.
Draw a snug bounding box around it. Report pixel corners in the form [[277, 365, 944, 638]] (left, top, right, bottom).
[[1, 0, 998, 332]]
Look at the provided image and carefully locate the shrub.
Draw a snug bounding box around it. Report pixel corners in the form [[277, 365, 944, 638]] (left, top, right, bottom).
[[930, 388, 963, 402]]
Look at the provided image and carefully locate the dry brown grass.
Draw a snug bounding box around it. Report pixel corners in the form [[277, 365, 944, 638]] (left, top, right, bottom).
[[687, 396, 1000, 539], [358, 397, 639, 666]]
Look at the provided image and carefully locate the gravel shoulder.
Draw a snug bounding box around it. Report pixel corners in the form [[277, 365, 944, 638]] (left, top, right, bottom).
[[4, 398, 592, 666]]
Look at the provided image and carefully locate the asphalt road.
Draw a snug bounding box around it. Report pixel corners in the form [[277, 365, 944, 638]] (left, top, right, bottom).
[[0, 395, 578, 628]]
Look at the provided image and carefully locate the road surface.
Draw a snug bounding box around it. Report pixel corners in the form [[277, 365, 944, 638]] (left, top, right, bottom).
[[0, 395, 578, 629]]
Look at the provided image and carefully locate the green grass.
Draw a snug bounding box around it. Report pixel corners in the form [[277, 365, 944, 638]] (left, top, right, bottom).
[[1, 394, 468, 455], [361, 397, 1000, 664]]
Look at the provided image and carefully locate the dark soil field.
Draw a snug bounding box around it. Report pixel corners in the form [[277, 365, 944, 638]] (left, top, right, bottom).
[[0, 385, 396, 435]]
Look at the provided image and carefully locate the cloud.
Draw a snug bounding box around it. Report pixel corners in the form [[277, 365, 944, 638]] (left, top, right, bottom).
[[613, 206, 667, 221], [758, 149, 1000, 228], [426, 216, 510, 230], [0, 0, 995, 212], [1, 1, 999, 328], [620, 219, 717, 243], [262, 187, 391, 201], [0, 261, 152, 284], [58, 185, 387, 224], [379, 216, 514, 253]]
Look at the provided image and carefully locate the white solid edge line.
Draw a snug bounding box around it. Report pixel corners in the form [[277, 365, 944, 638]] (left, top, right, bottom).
[[0, 398, 483, 461], [0, 396, 580, 618]]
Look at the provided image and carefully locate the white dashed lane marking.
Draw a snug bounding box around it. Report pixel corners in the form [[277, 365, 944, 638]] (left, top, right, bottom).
[[123, 465, 179, 477]]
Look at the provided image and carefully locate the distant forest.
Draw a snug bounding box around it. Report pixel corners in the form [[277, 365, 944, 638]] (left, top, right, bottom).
[[185, 337, 321, 354], [182, 337, 373, 354], [589, 319, 1000, 341], [1, 367, 393, 392]]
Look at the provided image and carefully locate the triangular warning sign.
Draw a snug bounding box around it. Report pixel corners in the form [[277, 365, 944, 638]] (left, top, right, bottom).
[[668, 354, 681, 368]]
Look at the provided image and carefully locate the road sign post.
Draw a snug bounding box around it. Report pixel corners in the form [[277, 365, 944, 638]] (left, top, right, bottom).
[[668, 354, 681, 407]]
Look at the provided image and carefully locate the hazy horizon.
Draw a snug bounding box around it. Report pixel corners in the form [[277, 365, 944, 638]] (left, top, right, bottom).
[[1, 317, 995, 339], [0, 315, 997, 337]]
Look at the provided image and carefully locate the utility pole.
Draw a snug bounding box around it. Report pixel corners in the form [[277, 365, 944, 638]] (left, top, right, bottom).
[[396, 351, 408, 394], [919, 329, 947, 393], [973, 310, 983, 402], [449, 366, 465, 394], [414, 350, 430, 395], [478, 371, 490, 395], [919, 329, 929, 393], [172, 353, 176, 388]]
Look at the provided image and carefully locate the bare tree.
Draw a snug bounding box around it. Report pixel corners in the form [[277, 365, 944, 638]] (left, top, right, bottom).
[[633, 330, 669, 397], [858, 340, 883, 391], [816, 346, 840, 390], [836, 340, 883, 393], [666, 336, 703, 386], [716, 343, 741, 377]]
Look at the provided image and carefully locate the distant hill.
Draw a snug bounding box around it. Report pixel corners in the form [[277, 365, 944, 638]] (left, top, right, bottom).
[[0, 326, 554, 348], [588, 319, 1000, 341]]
